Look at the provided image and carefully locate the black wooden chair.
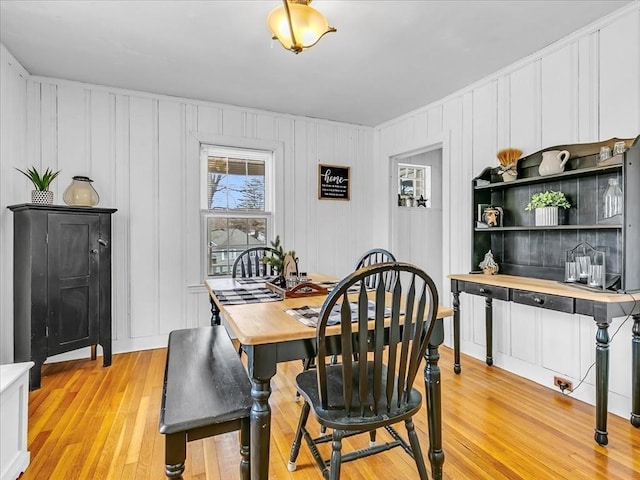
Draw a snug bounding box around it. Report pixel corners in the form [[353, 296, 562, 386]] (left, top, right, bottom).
[[326, 248, 397, 365], [231, 246, 279, 278], [354, 248, 397, 290], [287, 262, 439, 480]]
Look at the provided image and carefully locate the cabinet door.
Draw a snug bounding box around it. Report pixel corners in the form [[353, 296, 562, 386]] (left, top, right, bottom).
[[47, 213, 100, 355]]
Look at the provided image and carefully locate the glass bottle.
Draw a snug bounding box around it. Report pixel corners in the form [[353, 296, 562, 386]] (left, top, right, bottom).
[[63, 176, 100, 207], [602, 178, 622, 219]]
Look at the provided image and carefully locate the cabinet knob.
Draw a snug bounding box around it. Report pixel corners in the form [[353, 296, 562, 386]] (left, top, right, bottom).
[[479, 287, 487, 294], [91, 249, 98, 255], [534, 297, 544, 304]]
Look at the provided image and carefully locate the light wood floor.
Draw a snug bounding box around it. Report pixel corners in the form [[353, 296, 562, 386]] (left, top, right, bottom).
[[22, 346, 640, 479]]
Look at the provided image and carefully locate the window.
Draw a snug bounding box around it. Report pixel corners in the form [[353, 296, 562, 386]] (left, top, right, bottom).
[[397, 163, 431, 208], [201, 144, 273, 277]]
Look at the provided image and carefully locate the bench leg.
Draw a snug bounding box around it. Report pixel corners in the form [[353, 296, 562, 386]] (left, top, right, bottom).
[[165, 432, 186, 479], [240, 418, 250, 480]]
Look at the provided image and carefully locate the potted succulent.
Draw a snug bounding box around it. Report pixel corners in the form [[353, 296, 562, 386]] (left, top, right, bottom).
[[525, 190, 571, 226], [16, 166, 61, 204]]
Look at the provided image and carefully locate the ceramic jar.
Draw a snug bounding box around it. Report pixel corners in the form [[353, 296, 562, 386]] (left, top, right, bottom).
[[63, 176, 100, 207]]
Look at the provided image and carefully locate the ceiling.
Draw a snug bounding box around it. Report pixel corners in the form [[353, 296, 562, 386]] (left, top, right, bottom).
[[0, 0, 633, 127]]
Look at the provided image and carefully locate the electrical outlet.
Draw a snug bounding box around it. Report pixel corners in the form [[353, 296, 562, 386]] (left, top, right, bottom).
[[553, 376, 573, 392]]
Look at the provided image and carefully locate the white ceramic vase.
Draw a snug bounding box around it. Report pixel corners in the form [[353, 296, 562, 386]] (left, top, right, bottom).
[[535, 206, 558, 226]]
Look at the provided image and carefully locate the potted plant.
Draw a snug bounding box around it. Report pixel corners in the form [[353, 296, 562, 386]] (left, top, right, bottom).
[[16, 166, 61, 204], [525, 190, 571, 226], [262, 235, 298, 287], [496, 148, 522, 182]]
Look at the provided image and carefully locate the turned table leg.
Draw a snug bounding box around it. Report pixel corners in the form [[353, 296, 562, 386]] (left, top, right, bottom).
[[424, 320, 445, 480], [594, 319, 610, 446]]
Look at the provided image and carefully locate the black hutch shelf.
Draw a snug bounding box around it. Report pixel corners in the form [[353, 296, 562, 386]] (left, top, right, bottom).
[[472, 135, 640, 293]]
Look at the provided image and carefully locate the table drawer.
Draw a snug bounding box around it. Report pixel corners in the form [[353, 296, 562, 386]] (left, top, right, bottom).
[[512, 290, 575, 313], [462, 282, 509, 301]]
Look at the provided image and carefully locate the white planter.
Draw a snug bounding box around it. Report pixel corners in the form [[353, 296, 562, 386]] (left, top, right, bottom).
[[31, 190, 53, 204], [535, 206, 559, 226]]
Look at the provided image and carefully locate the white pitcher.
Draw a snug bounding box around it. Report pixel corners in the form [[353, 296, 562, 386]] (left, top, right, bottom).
[[539, 150, 570, 176]]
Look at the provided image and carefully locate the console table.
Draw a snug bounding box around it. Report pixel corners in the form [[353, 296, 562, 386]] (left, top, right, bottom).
[[449, 273, 640, 446]]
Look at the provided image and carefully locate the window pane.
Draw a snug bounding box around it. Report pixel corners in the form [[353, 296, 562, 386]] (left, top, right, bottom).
[[208, 156, 265, 211], [206, 216, 268, 277], [398, 163, 431, 208]]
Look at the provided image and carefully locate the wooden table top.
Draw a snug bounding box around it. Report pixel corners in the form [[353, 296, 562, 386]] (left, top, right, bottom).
[[205, 274, 454, 346], [449, 273, 640, 303]]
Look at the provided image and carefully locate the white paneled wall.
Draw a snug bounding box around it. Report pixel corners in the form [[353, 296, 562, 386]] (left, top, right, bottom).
[[375, 3, 640, 418], [0, 45, 28, 363], [0, 64, 374, 362]]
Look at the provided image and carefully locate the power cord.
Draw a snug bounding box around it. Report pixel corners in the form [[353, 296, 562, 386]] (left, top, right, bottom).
[[565, 293, 638, 395]]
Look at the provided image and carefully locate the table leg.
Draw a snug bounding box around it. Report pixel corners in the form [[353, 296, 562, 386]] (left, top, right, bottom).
[[210, 296, 221, 326], [485, 297, 493, 366], [246, 346, 277, 480], [452, 290, 461, 374], [594, 319, 610, 446], [424, 319, 445, 480], [631, 313, 640, 428]]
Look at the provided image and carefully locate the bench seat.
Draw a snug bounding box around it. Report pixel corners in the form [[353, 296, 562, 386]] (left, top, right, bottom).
[[159, 326, 252, 479]]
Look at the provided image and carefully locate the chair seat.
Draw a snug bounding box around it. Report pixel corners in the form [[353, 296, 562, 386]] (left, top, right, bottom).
[[295, 361, 423, 431]]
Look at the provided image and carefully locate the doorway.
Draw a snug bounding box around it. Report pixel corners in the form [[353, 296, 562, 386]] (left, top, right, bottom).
[[390, 148, 443, 296]]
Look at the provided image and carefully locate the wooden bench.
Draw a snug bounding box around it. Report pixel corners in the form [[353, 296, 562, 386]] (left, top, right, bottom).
[[159, 326, 252, 479]]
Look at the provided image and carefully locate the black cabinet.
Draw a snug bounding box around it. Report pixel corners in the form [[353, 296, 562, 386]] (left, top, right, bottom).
[[471, 136, 639, 293], [8, 204, 117, 389]]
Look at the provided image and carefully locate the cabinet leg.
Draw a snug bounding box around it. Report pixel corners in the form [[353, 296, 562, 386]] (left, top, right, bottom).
[[485, 297, 493, 367], [29, 361, 43, 391], [102, 342, 112, 367], [631, 314, 640, 428], [91, 344, 97, 360]]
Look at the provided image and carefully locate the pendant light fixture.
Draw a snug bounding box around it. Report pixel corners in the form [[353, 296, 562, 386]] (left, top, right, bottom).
[[267, 0, 336, 54]]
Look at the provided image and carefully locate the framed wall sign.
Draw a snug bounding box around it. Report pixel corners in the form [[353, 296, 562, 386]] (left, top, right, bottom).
[[318, 163, 350, 201]]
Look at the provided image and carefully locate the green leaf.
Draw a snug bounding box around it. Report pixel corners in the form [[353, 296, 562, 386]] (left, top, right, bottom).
[[524, 190, 571, 211], [15, 166, 61, 191]]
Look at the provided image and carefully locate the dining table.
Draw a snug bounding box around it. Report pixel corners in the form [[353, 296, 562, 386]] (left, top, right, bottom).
[[205, 274, 453, 480]]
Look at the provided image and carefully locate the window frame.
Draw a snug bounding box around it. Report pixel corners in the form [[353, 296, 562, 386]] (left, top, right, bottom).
[[199, 140, 279, 279]]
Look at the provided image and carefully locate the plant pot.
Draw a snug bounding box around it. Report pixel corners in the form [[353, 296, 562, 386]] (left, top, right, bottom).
[[535, 206, 558, 226], [501, 170, 517, 182], [31, 190, 53, 205]]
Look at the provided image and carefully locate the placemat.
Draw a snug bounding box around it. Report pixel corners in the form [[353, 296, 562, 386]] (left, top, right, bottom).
[[285, 300, 391, 328], [213, 287, 281, 305], [316, 281, 369, 294], [235, 276, 274, 286]]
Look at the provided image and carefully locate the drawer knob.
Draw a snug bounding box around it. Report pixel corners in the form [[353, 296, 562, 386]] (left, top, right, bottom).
[[534, 297, 544, 304], [479, 288, 487, 294]]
